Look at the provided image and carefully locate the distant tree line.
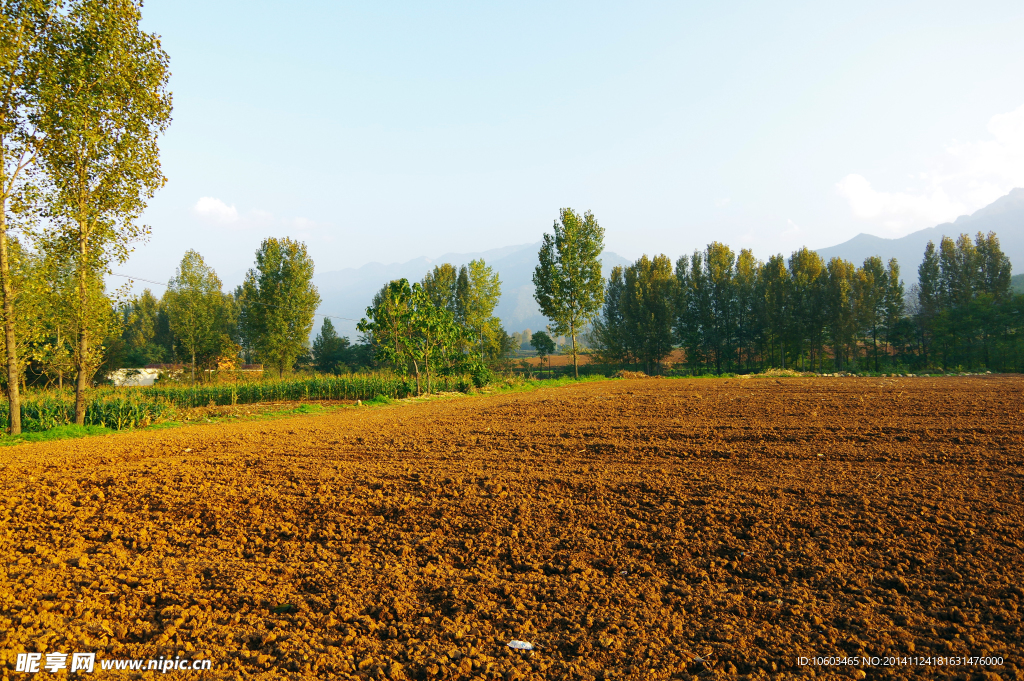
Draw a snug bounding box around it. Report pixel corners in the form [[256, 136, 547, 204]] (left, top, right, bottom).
[[591, 231, 1022, 374], [110, 239, 324, 379]]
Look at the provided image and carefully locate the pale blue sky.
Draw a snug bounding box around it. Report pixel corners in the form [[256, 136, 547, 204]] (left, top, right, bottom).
[[125, 0, 1024, 289]]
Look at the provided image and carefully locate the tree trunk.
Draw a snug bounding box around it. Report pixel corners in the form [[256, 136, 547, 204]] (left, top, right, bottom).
[[74, 326, 89, 426], [873, 327, 879, 372], [412, 359, 421, 396], [74, 239, 89, 426], [425, 346, 432, 395], [570, 322, 578, 379], [0, 226, 21, 434], [192, 350, 196, 384]]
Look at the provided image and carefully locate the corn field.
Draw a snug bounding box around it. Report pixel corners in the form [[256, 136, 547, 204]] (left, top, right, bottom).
[[0, 394, 175, 433], [0, 373, 474, 433], [144, 373, 474, 408]]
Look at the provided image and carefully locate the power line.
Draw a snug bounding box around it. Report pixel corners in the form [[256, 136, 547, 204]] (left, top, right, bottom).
[[108, 271, 363, 323]]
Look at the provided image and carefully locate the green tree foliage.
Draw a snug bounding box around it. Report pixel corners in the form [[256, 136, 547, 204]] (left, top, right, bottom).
[[30, 252, 76, 388], [37, 0, 171, 423], [663, 242, 938, 374], [676, 244, 753, 374], [239, 237, 320, 378], [311, 317, 352, 374], [165, 250, 224, 382], [458, 259, 506, 361], [533, 208, 606, 378], [421, 263, 460, 315], [594, 255, 676, 372], [0, 239, 48, 397], [407, 284, 465, 393], [759, 254, 790, 368], [591, 266, 632, 364], [882, 258, 905, 360], [824, 257, 857, 372], [359, 280, 413, 373], [786, 247, 826, 371], [34, 251, 117, 389], [529, 330, 555, 376], [915, 241, 941, 365], [0, 0, 60, 432], [589, 230, 1021, 375], [856, 256, 887, 372], [733, 249, 761, 370], [358, 278, 467, 394], [916, 231, 1017, 370], [116, 288, 165, 367]]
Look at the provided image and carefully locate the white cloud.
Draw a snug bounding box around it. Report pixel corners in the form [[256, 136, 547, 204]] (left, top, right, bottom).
[[837, 102, 1024, 236], [193, 197, 239, 224], [836, 174, 967, 232], [192, 197, 331, 236], [781, 218, 803, 240]]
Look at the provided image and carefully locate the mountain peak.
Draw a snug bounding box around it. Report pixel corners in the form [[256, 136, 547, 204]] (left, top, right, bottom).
[[817, 188, 1024, 283]]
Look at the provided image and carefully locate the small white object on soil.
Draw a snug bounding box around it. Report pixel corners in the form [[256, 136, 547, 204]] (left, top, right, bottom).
[[507, 640, 534, 651]]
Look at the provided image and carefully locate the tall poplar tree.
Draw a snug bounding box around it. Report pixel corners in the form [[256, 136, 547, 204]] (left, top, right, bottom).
[[787, 247, 825, 371], [165, 250, 223, 383], [704, 243, 737, 374], [917, 241, 941, 364], [622, 254, 676, 373], [421, 263, 460, 314], [591, 265, 631, 364], [760, 255, 789, 368], [0, 0, 59, 433], [733, 249, 761, 371], [312, 317, 349, 374], [239, 237, 320, 378], [856, 256, 886, 372], [824, 257, 857, 371], [458, 259, 504, 359], [38, 0, 171, 424], [882, 258, 904, 360], [533, 208, 605, 378]]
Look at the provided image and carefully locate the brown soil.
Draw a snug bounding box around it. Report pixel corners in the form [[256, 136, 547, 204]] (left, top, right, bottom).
[[1, 377, 1022, 680]]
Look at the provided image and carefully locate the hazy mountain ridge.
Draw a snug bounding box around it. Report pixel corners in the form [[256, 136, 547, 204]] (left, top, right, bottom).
[[816, 188, 1024, 285], [313, 242, 631, 340]]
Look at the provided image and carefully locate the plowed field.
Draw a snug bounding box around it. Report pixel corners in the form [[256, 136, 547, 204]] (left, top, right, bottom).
[[1, 377, 1022, 680]]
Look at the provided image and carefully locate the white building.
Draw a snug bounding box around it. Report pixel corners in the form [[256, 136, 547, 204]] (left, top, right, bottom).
[[107, 368, 162, 387]]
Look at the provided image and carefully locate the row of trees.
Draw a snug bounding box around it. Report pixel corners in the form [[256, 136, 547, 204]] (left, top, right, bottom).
[[1, 0, 171, 431], [113, 238, 322, 380], [915, 233, 1018, 370], [589, 231, 1020, 374]]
